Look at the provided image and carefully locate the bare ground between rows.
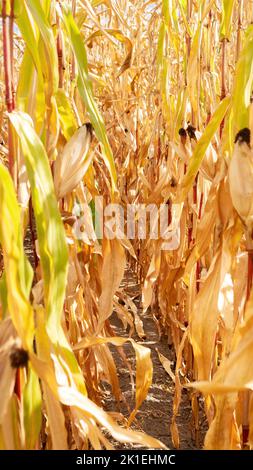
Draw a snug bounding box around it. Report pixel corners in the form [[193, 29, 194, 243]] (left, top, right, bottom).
[[103, 268, 206, 450], [23, 225, 206, 450]]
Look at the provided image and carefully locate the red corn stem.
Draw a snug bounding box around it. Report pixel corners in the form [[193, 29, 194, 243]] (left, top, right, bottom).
[[198, 192, 204, 219], [206, 112, 211, 125], [188, 213, 193, 246], [166, 199, 172, 228], [14, 368, 21, 401], [242, 424, 249, 448], [246, 251, 253, 300]]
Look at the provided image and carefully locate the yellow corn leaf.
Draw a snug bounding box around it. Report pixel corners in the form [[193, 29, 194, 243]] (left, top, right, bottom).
[[183, 183, 219, 285], [74, 335, 153, 428], [15, 2, 43, 83], [26, 0, 59, 96], [43, 384, 68, 449], [97, 239, 126, 332], [55, 89, 78, 140], [10, 111, 86, 395], [79, 0, 119, 45], [189, 322, 253, 394], [16, 48, 37, 112], [33, 307, 68, 449], [0, 396, 22, 450], [220, 0, 236, 40], [230, 25, 253, 136], [23, 366, 42, 449], [17, 48, 46, 134], [171, 329, 188, 449], [187, 23, 202, 114], [190, 239, 231, 381], [156, 348, 176, 383], [142, 243, 162, 312], [178, 96, 231, 201], [87, 29, 133, 76], [0, 319, 19, 424], [204, 394, 240, 449], [58, 385, 165, 448], [0, 162, 34, 349], [9, 111, 67, 334]]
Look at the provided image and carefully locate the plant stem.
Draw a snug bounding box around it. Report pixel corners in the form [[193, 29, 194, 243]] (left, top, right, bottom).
[[2, 0, 16, 182], [57, 13, 64, 88]]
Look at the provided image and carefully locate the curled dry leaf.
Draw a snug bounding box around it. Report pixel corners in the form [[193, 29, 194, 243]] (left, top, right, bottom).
[[156, 348, 175, 383], [74, 334, 153, 427]]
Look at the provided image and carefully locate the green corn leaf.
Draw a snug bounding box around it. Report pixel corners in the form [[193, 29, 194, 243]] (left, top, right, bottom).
[[232, 25, 253, 132], [60, 5, 117, 191], [220, 0, 236, 40], [15, 2, 43, 83], [16, 48, 36, 112], [178, 95, 231, 201], [0, 274, 8, 319], [26, 0, 59, 97], [9, 111, 86, 394], [0, 162, 34, 349], [17, 48, 46, 135], [157, 22, 166, 68], [9, 111, 67, 335], [187, 22, 202, 114], [55, 89, 78, 140], [23, 366, 42, 449]]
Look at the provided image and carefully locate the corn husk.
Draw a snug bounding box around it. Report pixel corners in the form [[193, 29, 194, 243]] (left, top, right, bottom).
[[54, 124, 92, 199], [228, 139, 253, 231]]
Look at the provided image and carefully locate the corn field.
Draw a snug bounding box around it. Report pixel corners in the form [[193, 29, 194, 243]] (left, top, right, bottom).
[[1, 0, 253, 451]]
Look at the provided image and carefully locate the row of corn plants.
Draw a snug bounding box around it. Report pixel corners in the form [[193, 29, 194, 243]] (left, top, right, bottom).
[[0, 0, 165, 450], [1, 0, 253, 450]]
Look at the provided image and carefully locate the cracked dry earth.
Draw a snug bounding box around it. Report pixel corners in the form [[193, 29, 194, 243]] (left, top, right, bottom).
[[103, 267, 207, 450]]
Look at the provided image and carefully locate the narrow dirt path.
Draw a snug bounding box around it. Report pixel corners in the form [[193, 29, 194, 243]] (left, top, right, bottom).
[[104, 267, 205, 449]]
